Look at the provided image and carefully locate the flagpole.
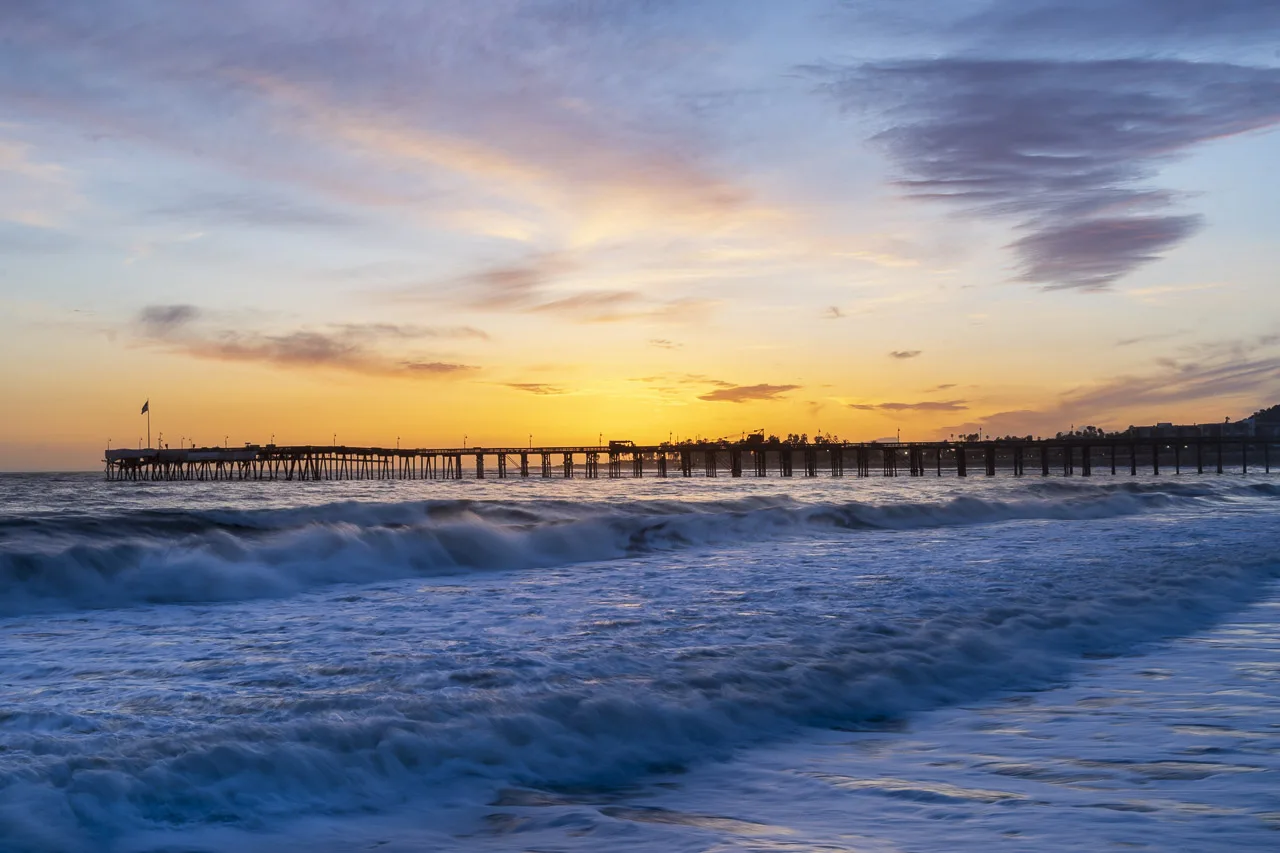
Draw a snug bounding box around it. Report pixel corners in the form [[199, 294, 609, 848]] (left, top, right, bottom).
[[147, 406, 151, 450]]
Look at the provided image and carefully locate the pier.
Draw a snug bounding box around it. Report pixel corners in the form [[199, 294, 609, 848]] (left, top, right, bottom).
[[103, 437, 1276, 482]]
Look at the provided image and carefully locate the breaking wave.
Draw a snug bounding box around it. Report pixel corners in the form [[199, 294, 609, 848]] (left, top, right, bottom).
[[0, 483, 1259, 616]]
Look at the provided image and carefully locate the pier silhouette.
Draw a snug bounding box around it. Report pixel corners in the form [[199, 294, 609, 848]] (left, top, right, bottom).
[[103, 436, 1275, 481]]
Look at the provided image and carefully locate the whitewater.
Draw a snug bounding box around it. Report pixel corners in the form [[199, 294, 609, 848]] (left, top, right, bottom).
[[0, 473, 1277, 851]]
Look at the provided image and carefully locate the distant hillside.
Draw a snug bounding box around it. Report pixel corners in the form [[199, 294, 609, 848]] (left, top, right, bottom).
[[1250, 404, 1280, 423]]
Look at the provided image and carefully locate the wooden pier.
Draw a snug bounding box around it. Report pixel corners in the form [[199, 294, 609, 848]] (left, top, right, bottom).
[[103, 437, 1276, 482]]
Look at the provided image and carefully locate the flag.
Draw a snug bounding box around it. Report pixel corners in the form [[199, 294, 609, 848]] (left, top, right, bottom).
[[140, 400, 149, 415]]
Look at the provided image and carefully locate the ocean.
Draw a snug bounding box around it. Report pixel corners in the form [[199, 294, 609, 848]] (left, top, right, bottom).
[[0, 472, 1277, 852]]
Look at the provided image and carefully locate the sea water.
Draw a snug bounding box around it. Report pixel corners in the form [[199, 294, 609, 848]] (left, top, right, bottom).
[[0, 472, 1276, 851]]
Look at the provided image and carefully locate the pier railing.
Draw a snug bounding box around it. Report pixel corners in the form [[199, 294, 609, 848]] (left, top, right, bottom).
[[103, 438, 1276, 482]]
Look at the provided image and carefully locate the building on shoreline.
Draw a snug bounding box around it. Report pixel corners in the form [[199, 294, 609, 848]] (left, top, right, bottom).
[[1128, 417, 1280, 441]]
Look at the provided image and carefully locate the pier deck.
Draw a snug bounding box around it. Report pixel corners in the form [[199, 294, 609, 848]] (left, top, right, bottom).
[[103, 437, 1275, 481]]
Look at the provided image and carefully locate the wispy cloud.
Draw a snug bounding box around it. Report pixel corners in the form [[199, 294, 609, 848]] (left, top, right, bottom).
[[239, 68, 761, 247], [0, 3, 772, 253], [850, 400, 969, 412], [330, 323, 489, 342], [432, 254, 574, 312], [402, 361, 475, 375], [941, 334, 1280, 435], [397, 253, 718, 325], [504, 382, 566, 395], [889, 350, 921, 360], [138, 303, 201, 335], [825, 58, 1280, 289], [133, 304, 482, 379], [698, 383, 800, 403]]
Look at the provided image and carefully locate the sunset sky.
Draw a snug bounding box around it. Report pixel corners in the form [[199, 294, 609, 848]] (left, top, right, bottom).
[[2, 0, 1279, 470]]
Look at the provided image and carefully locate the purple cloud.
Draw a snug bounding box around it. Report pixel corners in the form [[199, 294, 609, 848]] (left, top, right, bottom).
[[850, 400, 969, 412], [134, 305, 481, 378], [504, 382, 565, 395], [698, 384, 800, 403], [826, 58, 1280, 289]]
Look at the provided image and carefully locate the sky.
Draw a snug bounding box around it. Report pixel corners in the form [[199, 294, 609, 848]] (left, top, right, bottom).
[[2, 0, 1279, 470]]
